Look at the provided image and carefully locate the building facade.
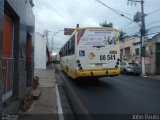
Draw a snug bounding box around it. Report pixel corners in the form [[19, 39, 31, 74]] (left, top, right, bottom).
[[119, 36, 135, 62], [120, 34, 160, 75], [0, 0, 35, 113], [151, 34, 160, 75], [34, 32, 47, 69]]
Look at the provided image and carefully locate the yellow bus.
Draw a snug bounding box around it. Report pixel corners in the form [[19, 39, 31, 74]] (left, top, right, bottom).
[[59, 27, 120, 79]]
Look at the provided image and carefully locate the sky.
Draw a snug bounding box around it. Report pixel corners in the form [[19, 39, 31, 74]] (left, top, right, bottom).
[[33, 0, 160, 54]]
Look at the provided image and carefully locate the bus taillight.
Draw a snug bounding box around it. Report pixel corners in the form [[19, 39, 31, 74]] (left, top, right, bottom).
[[117, 58, 120, 62], [79, 67, 83, 70], [76, 60, 80, 63], [115, 65, 118, 69], [116, 62, 119, 65], [78, 64, 81, 67]]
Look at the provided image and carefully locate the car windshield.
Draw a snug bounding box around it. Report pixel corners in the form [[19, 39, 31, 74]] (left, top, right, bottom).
[[129, 63, 139, 67]]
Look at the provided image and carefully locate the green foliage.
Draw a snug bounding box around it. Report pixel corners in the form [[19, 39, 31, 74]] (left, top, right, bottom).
[[99, 21, 113, 27], [119, 30, 127, 41]]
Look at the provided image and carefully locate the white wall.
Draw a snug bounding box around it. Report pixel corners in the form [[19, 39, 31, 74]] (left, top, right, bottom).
[[34, 32, 47, 69]]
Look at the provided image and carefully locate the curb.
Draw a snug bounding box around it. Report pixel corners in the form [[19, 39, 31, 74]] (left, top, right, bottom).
[[56, 84, 64, 120]]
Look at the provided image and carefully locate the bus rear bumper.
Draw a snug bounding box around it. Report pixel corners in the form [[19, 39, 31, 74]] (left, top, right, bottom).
[[76, 69, 120, 78]]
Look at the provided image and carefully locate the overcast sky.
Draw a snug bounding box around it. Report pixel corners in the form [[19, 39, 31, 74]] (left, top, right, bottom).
[[33, 0, 160, 54]]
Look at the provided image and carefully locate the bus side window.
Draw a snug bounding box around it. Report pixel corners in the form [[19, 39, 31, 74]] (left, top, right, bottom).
[[64, 46, 66, 56], [61, 48, 63, 57], [63, 47, 65, 56], [68, 39, 71, 55], [65, 44, 67, 55], [59, 51, 61, 56], [67, 41, 70, 55], [71, 35, 75, 55], [66, 42, 68, 55]]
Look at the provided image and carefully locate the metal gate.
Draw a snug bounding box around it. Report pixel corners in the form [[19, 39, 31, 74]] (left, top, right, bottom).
[[2, 57, 14, 103]]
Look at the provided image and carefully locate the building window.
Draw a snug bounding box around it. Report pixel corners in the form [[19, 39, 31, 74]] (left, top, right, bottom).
[[135, 48, 139, 55], [156, 43, 160, 52], [120, 49, 123, 55], [59, 35, 75, 57], [124, 47, 131, 55]]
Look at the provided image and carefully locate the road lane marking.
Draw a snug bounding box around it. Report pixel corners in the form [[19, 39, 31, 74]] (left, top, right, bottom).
[[56, 84, 64, 120]]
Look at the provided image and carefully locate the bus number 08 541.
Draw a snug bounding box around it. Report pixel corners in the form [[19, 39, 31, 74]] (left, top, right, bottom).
[[100, 55, 116, 61]]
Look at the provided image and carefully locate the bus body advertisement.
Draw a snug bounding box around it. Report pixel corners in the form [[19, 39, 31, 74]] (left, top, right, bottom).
[[59, 27, 120, 79]]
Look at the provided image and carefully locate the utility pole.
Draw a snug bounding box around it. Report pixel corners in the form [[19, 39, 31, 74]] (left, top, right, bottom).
[[128, 0, 146, 76]]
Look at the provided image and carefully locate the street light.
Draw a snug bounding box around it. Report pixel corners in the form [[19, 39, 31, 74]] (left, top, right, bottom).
[[45, 30, 63, 68], [44, 29, 64, 53], [51, 30, 64, 53]]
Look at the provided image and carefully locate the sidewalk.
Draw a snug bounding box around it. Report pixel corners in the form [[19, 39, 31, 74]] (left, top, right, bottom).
[[147, 75, 160, 80], [18, 68, 58, 120]]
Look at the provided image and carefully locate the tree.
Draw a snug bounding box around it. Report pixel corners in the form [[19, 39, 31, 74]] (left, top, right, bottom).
[[99, 21, 113, 27], [119, 30, 127, 41]]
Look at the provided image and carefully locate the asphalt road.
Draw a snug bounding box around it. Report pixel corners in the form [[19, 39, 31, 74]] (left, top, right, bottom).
[[56, 65, 160, 120]]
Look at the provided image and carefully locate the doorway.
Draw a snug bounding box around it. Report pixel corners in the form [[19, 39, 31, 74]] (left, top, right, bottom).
[[2, 13, 14, 103], [26, 33, 32, 87], [156, 43, 160, 74]]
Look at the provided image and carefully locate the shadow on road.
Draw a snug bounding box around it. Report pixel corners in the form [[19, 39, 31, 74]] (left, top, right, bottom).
[[69, 77, 113, 89]]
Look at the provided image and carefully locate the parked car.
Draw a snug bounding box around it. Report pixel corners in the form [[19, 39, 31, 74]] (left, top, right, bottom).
[[120, 61, 141, 76]]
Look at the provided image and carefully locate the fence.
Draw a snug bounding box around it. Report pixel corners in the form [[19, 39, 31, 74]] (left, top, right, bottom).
[[2, 57, 14, 103]]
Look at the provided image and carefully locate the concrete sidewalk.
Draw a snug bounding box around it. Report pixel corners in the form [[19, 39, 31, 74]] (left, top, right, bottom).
[[148, 75, 160, 80], [18, 68, 58, 120]]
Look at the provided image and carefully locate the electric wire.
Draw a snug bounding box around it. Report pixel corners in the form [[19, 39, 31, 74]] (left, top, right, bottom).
[[96, 0, 133, 15], [95, 0, 133, 17], [146, 8, 160, 16], [95, 0, 141, 27]]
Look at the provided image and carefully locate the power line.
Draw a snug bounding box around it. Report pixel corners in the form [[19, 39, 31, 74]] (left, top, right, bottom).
[[121, 19, 160, 31], [95, 0, 133, 16], [119, 21, 135, 29], [147, 25, 160, 30], [127, 30, 160, 37], [129, 31, 140, 36], [95, 0, 133, 17], [147, 32, 160, 35], [122, 22, 160, 34], [110, 7, 133, 16], [95, 0, 141, 27], [95, 0, 122, 15], [122, 26, 138, 30], [146, 8, 160, 16], [146, 20, 160, 27]]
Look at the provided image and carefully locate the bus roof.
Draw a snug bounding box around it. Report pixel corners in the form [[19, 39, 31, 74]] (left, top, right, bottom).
[[69, 27, 118, 36], [76, 27, 118, 31]]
